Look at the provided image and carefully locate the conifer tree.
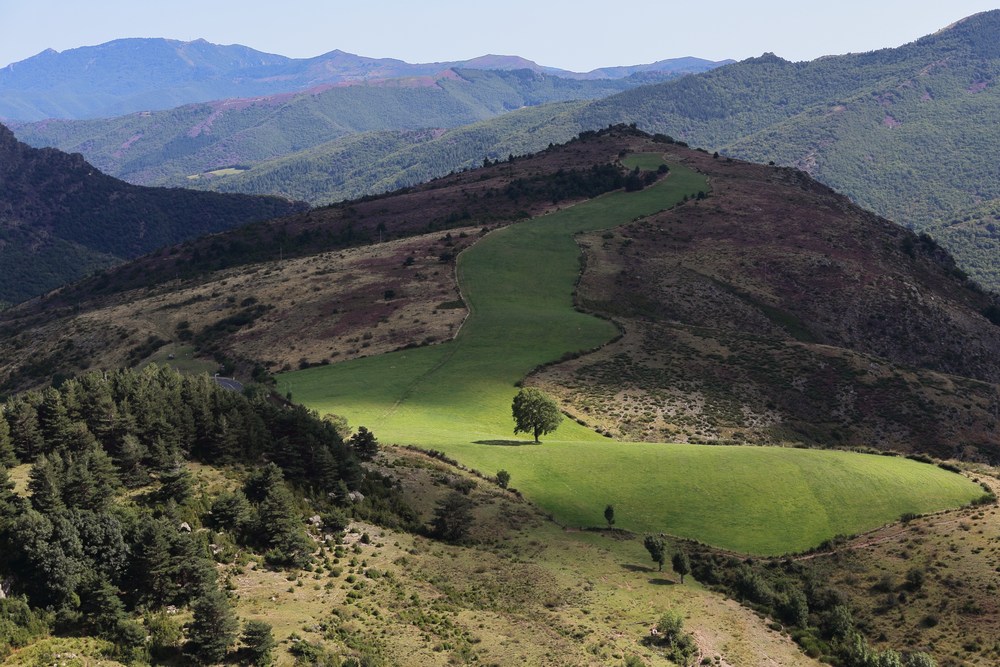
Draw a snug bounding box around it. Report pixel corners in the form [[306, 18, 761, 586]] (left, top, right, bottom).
[[157, 462, 193, 505], [0, 463, 21, 525], [241, 619, 276, 666], [349, 426, 379, 460], [28, 453, 64, 514], [247, 464, 312, 568], [63, 444, 121, 512], [0, 413, 16, 467], [7, 398, 44, 462], [185, 587, 238, 664], [37, 387, 76, 454]]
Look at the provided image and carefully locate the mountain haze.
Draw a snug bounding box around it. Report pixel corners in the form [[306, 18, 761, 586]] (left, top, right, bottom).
[[0, 37, 729, 121], [12, 68, 671, 191], [92, 11, 1000, 289]]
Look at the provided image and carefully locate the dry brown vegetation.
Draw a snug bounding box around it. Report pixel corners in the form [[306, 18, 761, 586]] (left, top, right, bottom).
[[531, 147, 1000, 461], [794, 471, 1000, 665], [5, 129, 1000, 464]]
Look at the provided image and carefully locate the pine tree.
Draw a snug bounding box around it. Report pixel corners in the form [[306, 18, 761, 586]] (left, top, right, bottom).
[[28, 453, 64, 514], [114, 433, 149, 488], [0, 463, 22, 524], [430, 491, 475, 543], [78, 575, 127, 636], [37, 387, 76, 454], [248, 464, 312, 568], [63, 444, 121, 512], [241, 619, 276, 666], [157, 462, 193, 505], [185, 587, 238, 664], [7, 398, 44, 462], [131, 517, 174, 608], [0, 412, 16, 467], [349, 426, 378, 460]]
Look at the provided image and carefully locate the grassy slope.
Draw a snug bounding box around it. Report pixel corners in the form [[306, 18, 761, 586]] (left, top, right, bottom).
[[279, 160, 982, 555]]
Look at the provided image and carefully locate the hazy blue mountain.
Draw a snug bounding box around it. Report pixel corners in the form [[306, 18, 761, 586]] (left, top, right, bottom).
[[0, 37, 730, 120]]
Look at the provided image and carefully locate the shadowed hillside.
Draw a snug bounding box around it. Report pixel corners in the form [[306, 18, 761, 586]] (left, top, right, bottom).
[[0, 123, 304, 303]]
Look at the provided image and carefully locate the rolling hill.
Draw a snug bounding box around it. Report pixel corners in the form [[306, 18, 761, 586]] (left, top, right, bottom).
[[0, 37, 728, 121], [4, 127, 1000, 464], [0, 123, 304, 304], [560, 10, 1000, 290]]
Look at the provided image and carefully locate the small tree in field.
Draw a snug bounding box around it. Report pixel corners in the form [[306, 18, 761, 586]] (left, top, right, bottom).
[[643, 535, 666, 572], [511, 388, 563, 442], [496, 470, 511, 489], [604, 504, 615, 529]]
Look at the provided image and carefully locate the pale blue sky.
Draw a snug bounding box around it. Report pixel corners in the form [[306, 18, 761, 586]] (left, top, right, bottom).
[[1, 1, 997, 70]]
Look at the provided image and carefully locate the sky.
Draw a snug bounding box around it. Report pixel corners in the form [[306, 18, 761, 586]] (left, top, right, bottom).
[[1, 1, 998, 71]]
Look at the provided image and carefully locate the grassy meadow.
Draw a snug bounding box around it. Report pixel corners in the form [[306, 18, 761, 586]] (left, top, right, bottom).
[[278, 158, 983, 555]]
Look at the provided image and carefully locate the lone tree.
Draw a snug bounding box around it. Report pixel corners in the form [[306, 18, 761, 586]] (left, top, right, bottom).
[[604, 504, 615, 529], [496, 469, 511, 489], [671, 550, 691, 584], [511, 388, 563, 442], [643, 535, 666, 572]]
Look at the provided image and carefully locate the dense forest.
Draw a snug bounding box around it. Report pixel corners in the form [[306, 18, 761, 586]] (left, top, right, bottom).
[[0, 365, 411, 663]]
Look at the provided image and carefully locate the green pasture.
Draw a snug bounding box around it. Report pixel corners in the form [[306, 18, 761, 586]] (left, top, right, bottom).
[[278, 158, 983, 555]]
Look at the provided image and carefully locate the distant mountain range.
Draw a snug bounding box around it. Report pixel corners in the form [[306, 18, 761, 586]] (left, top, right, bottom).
[[0, 37, 731, 121], [0, 123, 303, 304]]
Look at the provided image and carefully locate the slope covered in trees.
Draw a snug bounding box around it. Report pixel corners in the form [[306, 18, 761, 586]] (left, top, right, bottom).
[[12, 68, 676, 191], [91, 10, 1000, 290], [0, 364, 411, 661], [569, 10, 1000, 289]]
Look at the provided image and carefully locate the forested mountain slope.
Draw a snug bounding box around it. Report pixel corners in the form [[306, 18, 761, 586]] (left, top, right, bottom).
[[0, 124, 304, 304], [572, 10, 1000, 289], [12, 68, 666, 190]]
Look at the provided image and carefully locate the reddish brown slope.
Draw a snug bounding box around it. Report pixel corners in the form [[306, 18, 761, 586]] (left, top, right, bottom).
[[534, 145, 1000, 461]]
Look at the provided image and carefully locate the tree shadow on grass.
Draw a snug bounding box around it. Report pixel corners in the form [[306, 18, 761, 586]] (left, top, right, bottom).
[[622, 563, 655, 573], [648, 578, 676, 586], [472, 439, 540, 446]]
